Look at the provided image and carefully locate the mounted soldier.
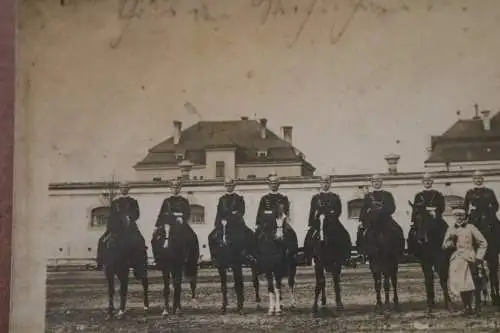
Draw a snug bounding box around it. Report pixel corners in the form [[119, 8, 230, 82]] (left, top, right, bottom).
[[304, 175, 351, 264], [95, 181, 145, 270], [255, 173, 291, 236], [151, 179, 192, 267], [408, 173, 448, 252], [408, 173, 452, 313], [463, 170, 500, 306], [358, 174, 405, 312], [411, 173, 446, 224], [255, 172, 298, 315], [464, 170, 500, 230], [304, 174, 352, 314], [358, 174, 404, 256], [210, 177, 256, 264], [151, 178, 200, 314]]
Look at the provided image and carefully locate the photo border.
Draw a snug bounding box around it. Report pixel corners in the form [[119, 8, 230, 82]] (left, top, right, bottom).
[[0, 0, 15, 330]]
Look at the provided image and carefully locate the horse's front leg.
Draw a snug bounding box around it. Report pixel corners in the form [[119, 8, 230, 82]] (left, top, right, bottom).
[[274, 270, 283, 316], [312, 262, 325, 315], [437, 257, 452, 311], [117, 268, 129, 319], [288, 262, 297, 309], [251, 264, 261, 308], [391, 263, 400, 312], [218, 266, 228, 314], [266, 272, 276, 315], [332, 262, 343, 311], [372, 270, 383, 313], [105, 268, 115, 320], [161, 267, 171, 317], [233, 264, 245, 314], [421, 260, 435, 313], [383, 273, 390, 310], [172, 266, 183, 315], [488, 256, 500, 306]]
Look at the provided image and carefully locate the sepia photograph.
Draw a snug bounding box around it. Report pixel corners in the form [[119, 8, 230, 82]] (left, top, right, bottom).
[[10, 0, 500, 332]]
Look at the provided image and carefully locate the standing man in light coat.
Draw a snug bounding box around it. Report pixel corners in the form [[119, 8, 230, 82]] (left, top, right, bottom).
[[442, 208, 488, 316]]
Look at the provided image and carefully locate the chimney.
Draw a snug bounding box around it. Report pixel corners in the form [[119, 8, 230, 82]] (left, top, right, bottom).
[[281, 126, 293, 143], [473, 104, 480, 120], [481, 109, 491, 131], [426, 136, 436, 158], [384, 153, 400, 174], [259, 118, 268, 139], [178, 160, 193, 180], [173, 120, 182, 144]]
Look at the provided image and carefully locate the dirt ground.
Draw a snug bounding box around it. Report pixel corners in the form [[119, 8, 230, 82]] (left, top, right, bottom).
[[46, 264, 500, 333]]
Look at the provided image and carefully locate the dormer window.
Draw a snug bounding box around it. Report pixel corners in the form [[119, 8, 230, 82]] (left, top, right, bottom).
[[257, 149, 268, 158], [175, 152, 185, 161]]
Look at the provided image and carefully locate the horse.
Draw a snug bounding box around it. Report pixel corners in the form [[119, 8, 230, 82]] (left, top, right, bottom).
[[102, 208, 149, 320], [255, 204, 299, 315], [468, 206, 500, 306], [208, 215, 251, 314], [304, 213, 352, 315], [407, 200, 452, 313], [358, 209, 405, 313], [152, 213, 200, 316]]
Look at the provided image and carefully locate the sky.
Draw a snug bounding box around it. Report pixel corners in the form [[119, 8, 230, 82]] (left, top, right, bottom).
[[18, 0, 500, 183]]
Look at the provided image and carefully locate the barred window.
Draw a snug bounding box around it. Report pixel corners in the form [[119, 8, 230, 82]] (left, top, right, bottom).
[[189, 204, 205, 224], [347, 199, 364, 220], [90, 206, 110, 228]]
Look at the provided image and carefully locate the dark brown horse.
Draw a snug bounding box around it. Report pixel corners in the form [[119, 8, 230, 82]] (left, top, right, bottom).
[[208, 214, 257, 314], [304, 213, 352, 315], [151, 213, 199, 316], [103, 208, 149, 320], [255, 204, 299, 315], [407, 200, 452, 313], [468, 206, 500, 306], [358, 210, 405, 313]]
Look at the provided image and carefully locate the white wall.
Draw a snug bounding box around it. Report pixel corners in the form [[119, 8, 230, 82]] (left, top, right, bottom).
[[47, 174, 500, 261]]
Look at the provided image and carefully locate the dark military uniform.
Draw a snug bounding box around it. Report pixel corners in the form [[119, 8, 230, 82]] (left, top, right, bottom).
[[307, 191, 342, 228], [96, 195, 144, 267], [464, 186, 500, 238], [407, 189, 448, 256], [358, 190, 404, 255], [214, 192, 246, 229], [304, 191, 351, 265], [152, 195, 192, 265], [359, 190, 396, 228], [256, 192, 290, 229], [209, 192, 256, 266], [154, 195, 191, 228], [411, 189, 446, 223]]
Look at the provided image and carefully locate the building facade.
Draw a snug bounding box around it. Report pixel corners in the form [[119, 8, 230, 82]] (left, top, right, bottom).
[[47, 111, 500, 263], [133, 117, 315, 182]]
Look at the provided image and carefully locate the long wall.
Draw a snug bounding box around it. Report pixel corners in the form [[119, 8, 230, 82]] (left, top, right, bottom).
[[47, 171, 500, 262]]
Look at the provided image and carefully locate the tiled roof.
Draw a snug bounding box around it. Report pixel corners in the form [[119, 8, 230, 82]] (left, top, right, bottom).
[[425, 111, 500, 163], [134, 119, 315, 170]]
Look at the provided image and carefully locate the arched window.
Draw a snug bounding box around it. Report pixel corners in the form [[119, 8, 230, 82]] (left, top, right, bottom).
[[189, 204, 205, 224], [443, 195, 465, 217], [348, 199, 364, 220], [90, 206, 110, 228]]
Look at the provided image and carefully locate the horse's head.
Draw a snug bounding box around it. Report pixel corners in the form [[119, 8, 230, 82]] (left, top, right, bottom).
[[409, 200, 433, 243], [275, 213, 286, 240]]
